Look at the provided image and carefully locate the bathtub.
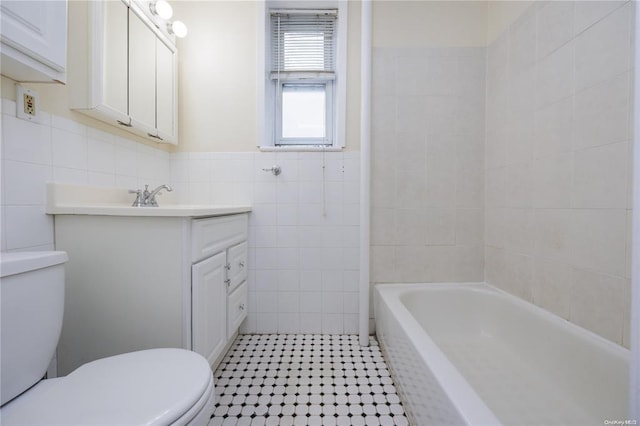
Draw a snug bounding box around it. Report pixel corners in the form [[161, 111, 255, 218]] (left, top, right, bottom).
[[374, 283, 630, 426]]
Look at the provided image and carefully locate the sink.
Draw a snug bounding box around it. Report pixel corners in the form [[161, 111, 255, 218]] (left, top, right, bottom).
[[46, 183, 251, 218]]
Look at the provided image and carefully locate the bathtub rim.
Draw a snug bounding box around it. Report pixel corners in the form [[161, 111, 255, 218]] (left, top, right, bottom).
[[375, 282, 501, 425], [374, 282, 630, 426]]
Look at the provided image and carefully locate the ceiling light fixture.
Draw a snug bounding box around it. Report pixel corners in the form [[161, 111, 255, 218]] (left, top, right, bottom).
[[168, 20, 188, 38], [150, 0, 173, 20]]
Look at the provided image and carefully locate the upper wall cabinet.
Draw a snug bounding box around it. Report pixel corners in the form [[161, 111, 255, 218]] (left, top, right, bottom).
[[69, 0, 178, 145], [0, 0, 67, 83]]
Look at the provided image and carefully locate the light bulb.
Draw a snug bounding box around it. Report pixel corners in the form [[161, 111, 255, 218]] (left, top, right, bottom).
[[170, 20, 188, 38], [150, 0, 173, 20]]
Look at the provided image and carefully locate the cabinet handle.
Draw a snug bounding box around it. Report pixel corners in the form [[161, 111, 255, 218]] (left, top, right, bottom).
[[224, 263, 231, 271], [239, 303, 245, 311], [238, 261, 245, 268], [147, 132, 164, 141], [225, 278, 231, 288], [117, 119, 132, 127]]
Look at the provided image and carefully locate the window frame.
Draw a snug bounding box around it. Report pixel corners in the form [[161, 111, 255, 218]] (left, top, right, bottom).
[[276, 80, 334, 145], [257, 0, 347, 151]]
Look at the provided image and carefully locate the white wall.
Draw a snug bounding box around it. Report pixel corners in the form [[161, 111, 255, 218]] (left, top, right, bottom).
[[172, 1, 258, 153], [172, 0, 362, 153], [373, 1, 488, 48], [0, 98, 171, 252], [2, 0, 635, 344], [484, 0, 634, 347], [171, 151, 360, 334]]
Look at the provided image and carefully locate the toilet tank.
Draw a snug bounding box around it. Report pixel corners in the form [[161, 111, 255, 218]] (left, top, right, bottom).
[[1, 251, 68, 406]]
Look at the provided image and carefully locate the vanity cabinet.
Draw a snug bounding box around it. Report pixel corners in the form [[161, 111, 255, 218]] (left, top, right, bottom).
[[53, 212, 249, 376], [68, 0, 177, 144], [0, 0, 67, 82], [190, 216, 249, 366]]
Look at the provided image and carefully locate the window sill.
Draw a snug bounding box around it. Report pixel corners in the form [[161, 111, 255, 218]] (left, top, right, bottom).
[[258, 145, 344, 152]]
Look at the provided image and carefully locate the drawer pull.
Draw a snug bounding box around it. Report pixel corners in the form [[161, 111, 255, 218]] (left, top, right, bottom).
[[147, 132, 164, 141]]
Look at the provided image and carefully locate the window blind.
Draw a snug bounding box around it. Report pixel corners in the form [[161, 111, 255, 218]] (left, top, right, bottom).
[[270, 9, 337, 75]]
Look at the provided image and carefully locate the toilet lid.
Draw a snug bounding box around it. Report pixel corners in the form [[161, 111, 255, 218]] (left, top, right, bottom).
[[1, 348, 213, 425]]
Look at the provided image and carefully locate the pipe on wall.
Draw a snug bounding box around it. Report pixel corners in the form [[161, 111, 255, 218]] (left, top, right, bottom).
[[631, 1, 640, 419], [359, 0, 372, 347]]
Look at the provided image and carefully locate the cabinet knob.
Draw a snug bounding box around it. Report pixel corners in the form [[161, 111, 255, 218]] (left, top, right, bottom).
[[239, 303, 245, 311], [224, 263, 231, 271], [225, 278, 231, 287]]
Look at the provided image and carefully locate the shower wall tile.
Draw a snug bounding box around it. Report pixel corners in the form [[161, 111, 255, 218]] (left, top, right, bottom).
[[572, 141, 629, 209], [533, 97, 573, 158], [485, 0, 633, 347], [536, 1, 575, 60], [1, 101, 171, 253], [531, 257, 573, 320], [532, 153, 573, 208], [574, 1, 633, 92], [568, 209, 627, 277], [535, 42, 574, 109], [371, 46, 486, 290], [502, 208, 534, 255], [570, 268, 627, 344], [574, 0, 627, 35], [573, 71, 632, 151]]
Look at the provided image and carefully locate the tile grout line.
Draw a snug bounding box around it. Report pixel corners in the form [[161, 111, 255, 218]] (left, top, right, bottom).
[[209, 334, 409, 426]]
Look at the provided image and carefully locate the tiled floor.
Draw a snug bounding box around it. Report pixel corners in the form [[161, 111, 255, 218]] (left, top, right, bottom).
[[209, 334, 409, 426]]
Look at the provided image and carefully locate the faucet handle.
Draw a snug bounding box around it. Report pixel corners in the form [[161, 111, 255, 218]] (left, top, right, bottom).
[[129, 189, 144, 207]]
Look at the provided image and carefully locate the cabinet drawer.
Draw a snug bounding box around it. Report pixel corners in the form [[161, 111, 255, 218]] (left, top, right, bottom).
[[227, 241, 248, 293], [227, 281, 248, 337], [192, 214, 248, 263]]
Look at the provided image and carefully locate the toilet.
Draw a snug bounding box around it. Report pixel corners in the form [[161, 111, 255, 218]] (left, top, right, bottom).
[[0, 251, 215, 425]]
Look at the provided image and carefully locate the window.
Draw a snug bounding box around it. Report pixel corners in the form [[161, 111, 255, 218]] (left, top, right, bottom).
[[259, 3, 347, 149]]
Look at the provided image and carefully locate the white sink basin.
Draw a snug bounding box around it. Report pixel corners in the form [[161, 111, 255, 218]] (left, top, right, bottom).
[[46, 183, 251, 217]]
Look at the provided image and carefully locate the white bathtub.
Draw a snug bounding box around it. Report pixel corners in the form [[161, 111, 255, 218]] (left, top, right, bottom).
[[374, 283, 630, 426]]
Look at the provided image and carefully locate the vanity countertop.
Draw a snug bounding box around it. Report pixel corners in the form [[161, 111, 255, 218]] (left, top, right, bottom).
[[46, 183, 251, 218], [46, 204, 251, 218]]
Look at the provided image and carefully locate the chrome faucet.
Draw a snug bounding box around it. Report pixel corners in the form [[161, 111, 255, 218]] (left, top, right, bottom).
[[129, 184, 173, 207]]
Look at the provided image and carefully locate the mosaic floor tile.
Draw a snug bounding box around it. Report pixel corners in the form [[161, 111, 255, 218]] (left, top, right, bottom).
[[209, 334, 408, 426]]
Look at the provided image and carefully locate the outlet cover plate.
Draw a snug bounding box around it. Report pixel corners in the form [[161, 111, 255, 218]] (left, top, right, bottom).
[[16, 85, 39, 123]]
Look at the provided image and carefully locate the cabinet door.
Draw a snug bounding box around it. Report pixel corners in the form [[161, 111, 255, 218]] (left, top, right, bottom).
[[192, 252, 227, 366], [156, 38, 176, 142], [101, 0, 128, 119], [0, 0, 67, 81], [128, 8, 156, 132]]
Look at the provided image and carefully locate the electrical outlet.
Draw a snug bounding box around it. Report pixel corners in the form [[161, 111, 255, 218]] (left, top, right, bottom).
[[16, 85, 39, 122], [24, 93, 36, 116]]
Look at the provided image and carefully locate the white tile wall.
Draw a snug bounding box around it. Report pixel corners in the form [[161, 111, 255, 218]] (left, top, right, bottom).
[[371, 47, 486, 287], [171, 150, 360, 335], [485, 0, 633, 347], [2, 0, 632, 345], [1, 99, 171, 252]]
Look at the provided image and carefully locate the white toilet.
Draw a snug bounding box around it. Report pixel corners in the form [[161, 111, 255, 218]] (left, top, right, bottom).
[[0, 251, 215, 425]]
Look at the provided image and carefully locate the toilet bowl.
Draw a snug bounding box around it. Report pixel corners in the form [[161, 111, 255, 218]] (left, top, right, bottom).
[[0, 251, 215, 425]]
